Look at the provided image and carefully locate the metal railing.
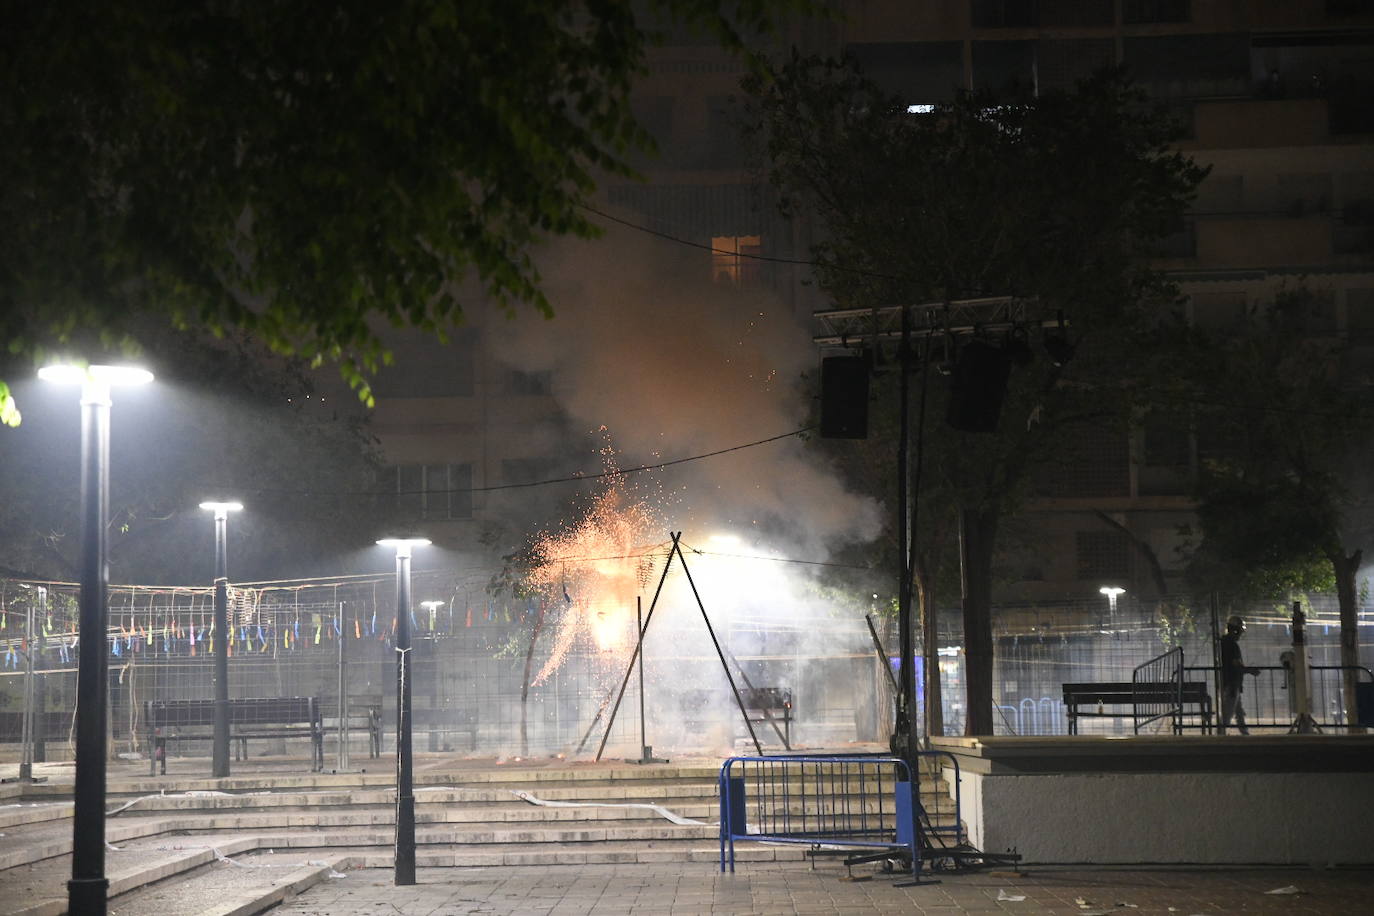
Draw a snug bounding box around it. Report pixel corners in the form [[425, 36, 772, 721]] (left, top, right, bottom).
[[719, 753, 962, 881], [1186, 664, 1373, 732], [1132, 646, 1184, 734]]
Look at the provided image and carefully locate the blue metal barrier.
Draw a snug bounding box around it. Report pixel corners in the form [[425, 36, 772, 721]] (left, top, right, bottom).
[[718, 755, 929, 880]]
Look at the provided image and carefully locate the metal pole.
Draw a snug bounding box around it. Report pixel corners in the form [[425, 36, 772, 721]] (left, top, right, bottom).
[[595, 537, 679, 761], [19, 591, 35, 781], [338, 602, 349, 772], [1289, 601, 1321, 734], [913, 328, 940, 741], [212, 512, 230, 778], [896, 305, 917, 764], [394, 550, 416, 886], [637, 598, 647, 757], [69, 383, 111, 916], [1209, 592, 1221, 734], [669, 537, 764, 755], [34, 586, 47, 764]]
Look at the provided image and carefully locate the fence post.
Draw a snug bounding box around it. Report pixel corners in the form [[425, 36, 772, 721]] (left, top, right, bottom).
[[337, 601, 348, 772]]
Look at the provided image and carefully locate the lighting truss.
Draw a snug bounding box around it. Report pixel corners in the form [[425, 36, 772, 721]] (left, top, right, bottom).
[[812, 295, 1062, 348]]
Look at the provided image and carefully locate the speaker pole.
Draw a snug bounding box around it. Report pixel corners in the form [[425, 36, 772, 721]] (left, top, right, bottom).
[[895, 305, 917, 767]]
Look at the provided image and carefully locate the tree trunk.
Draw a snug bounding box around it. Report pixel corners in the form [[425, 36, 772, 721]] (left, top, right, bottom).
[[1329, 548, 1365, 734], [519, 603, 547, 757], [915, 565, 943, 738], [960, 507, 998, 737]]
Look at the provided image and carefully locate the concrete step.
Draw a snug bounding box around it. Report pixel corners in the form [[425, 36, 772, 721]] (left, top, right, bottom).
[[0, 817, 183, 871], [1, 836, 260, 916], [107, 852, 351, 916], [0, 803, 71, 831]]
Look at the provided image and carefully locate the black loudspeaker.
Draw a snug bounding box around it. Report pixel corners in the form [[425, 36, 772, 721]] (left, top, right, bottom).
[[820, 356, 869, 439], [946, 340, 1011, 433]]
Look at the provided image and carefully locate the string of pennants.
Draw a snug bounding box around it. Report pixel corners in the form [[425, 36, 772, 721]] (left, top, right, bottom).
[[0, 584, 552, 668]]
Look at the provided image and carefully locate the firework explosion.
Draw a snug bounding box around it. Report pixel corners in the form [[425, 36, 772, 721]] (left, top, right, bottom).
[[524, 437, 670, 686]]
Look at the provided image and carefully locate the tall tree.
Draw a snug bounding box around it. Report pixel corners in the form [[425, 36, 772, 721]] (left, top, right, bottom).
[[1181, 287, 1371, 731], [746, 58, 1206, 734], [0, 0, 806, 424]]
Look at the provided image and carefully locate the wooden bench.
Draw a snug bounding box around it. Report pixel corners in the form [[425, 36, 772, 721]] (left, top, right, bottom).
[[145, 697, 323, 774], [741, 686, 794, 748], [320, 694, 383, 758], [1062, 682, 1212, 735]]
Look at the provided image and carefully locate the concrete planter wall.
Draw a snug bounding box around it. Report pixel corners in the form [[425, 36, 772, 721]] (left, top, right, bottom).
[[933, 736, 1374, 865]]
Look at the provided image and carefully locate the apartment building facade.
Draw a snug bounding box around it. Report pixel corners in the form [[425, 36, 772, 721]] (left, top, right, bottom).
[[368, 1, 1374, 599]]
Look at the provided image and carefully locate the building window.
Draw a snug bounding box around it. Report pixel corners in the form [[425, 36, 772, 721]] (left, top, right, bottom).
[[705, 96, 745, 169], [1348, 288, 1374, 339], [1149, 218, 1196, 258], [371, 331, 477, 398], [1037, 38, 1117, 93], [1277, 173, 1333, 218], [508, 370, 552, 396], [1123, 0, 1190, 24], [1039, 1, 1114, 27], [1123, 34, 1248, 100], [972, 40, 1036, 93], [391, 463, 472, 519], [1139, 412, 1191, 497], [971, 0, 1039, 28], [711, 235, 762, 286], [1190, 291, 1249, 331], [1194, 175, 1244, 215], [1142, 413, 1190, 469], [847, 41, 966, 104], [1075, 531, 1131, 581], [1336, 183, 1374, 255]]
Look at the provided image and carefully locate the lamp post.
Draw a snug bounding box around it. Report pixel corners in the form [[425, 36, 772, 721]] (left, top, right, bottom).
[[200, 501, 242, 778], [39, 362, 152, 916], [1099, 586, 1125, 623], [377, 537, 430, 886]]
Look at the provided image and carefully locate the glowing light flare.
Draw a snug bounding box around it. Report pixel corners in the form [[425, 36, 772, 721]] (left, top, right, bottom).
[[521, 437, 669, 684], [39, 363, 153, 406], [590, 604, 632, 652]]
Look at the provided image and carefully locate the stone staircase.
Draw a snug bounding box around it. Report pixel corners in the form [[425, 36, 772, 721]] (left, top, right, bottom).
[[0, 753, 962, 915]]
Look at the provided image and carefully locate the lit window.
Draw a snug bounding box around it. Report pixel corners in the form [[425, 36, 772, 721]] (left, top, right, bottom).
[[711, 235, 762, 286]]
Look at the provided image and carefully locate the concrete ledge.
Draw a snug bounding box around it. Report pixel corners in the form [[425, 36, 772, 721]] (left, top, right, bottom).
[[932, 734, 1374, 774], [932, 735, 1374, 865]]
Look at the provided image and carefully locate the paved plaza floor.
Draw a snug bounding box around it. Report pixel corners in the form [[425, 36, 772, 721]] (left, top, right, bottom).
[[267, 862, 1373, 916]]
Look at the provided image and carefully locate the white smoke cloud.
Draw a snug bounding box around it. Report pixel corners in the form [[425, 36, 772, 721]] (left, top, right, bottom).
[[486, 218, 881, 558]]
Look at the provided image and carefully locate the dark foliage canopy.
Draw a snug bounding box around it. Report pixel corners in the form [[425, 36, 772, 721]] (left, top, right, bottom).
[[0, 0, 803, 424]]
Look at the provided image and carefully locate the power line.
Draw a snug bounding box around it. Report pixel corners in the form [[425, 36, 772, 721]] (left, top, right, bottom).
[[242, 427, 814, 498], [681, 544, 873, 571], [578, 203, 905, 282]]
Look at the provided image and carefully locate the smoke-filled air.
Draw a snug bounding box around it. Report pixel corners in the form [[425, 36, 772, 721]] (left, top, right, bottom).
[[485, 218, 888, 756]]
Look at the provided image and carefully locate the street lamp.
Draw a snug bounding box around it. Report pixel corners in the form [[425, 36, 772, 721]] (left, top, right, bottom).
[[39, 362, 152, 916], [419, 599, 444, 632], [377, 537, 430, 886], [200, 500, 243, 777], [1099, 586, 1125, 615]]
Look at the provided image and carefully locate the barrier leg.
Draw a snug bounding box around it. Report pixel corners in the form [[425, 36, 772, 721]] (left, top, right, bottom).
[[894, 778, 937, 886]]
